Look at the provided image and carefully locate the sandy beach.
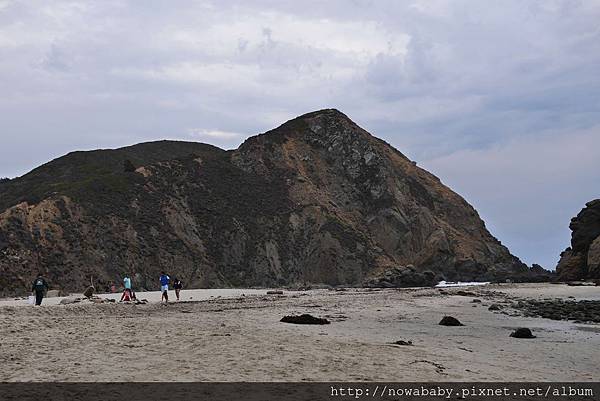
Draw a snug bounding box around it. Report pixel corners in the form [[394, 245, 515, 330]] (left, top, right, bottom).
[[1, 283, 599, 382]]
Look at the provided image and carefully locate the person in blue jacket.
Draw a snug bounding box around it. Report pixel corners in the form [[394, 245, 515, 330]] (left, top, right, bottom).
[[159, 272, 170, 303]]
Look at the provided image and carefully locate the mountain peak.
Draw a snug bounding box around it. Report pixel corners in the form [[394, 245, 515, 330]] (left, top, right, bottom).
[[245, 109, 365, 148], [296, 108, 350, 121]]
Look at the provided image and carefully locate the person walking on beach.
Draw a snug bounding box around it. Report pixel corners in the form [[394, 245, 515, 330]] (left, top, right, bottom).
[[159, 272, 170, 303], [172, 278, 182, 301], [31, 274, 49, 306]]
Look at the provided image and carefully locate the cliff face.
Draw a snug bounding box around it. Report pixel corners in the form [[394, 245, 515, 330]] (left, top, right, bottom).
[[556, 199, 600, 280], [0, 109, 532, 295]]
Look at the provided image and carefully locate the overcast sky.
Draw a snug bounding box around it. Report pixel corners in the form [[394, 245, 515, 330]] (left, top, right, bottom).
[[1, 0, 599, 269]]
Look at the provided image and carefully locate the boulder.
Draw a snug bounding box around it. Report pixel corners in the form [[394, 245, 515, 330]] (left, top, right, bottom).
[[439, 316, 464, 326], [266, 290, 284, 295], [510, 328, 536, 339], [82, 286, 95, 298], [488, 304, 502, 311], [280, 314, 330, 325]]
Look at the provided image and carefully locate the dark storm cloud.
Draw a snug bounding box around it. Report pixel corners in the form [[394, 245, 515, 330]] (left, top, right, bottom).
[[1, 0, 599, 268]]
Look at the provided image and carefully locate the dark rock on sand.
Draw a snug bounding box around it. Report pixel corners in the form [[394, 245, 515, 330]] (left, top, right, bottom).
[[510, 328, 536, 338], [439, 316, 464, 326], [392, 340, 413, 346], [455, 290, 476, 297], [266, 290, 283, 295], [513, 299, 600, 323], [280, 314, 330, 325], [488, 304, 502, 311], [82, 286, 94, 298]]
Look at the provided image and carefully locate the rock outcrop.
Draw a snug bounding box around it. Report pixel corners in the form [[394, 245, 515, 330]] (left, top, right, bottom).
[[0, 109, 538, 295], [556, 199, 600, 280]]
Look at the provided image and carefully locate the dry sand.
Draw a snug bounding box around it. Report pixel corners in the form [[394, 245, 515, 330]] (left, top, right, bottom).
[[0, 283, 598, 382]]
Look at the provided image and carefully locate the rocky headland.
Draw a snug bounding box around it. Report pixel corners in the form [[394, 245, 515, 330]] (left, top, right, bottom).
[[556, 199, 600, 280], [0, 109, 550, 295]]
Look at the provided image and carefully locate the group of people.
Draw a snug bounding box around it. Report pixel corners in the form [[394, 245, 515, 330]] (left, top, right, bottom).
[[30, 272, 184, 306], [119, 272, 182, 303], [159, 272, 183, 303]]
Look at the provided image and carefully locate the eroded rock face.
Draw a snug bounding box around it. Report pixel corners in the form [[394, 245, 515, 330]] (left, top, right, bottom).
[[556, 199, 600, 280], [587, 236, 600, 277], [0, 109, 532, 295]]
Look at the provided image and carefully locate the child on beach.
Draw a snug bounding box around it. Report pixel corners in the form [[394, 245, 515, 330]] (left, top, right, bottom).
[[159, 272, 170, 303], [172, 278, 182, 301], [120, 274, 133, 301]]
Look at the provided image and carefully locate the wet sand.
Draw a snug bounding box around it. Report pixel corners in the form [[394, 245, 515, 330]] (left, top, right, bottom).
[[0, 283, 598, 381]]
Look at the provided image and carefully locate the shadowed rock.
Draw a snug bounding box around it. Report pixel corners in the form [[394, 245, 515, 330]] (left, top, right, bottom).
[[556, 199, 600, 280], [439, 316, 464, 326], [510, 328, 536, 338], [83, 286, 94, 298], [280, 314, 330, 325]]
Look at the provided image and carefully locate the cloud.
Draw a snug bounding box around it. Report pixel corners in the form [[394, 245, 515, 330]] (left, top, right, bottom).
[[188, 128, 242, 140], [183, 128, 245, 150], [1, 0, 599, 268], [38, 43, 70, 72]]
